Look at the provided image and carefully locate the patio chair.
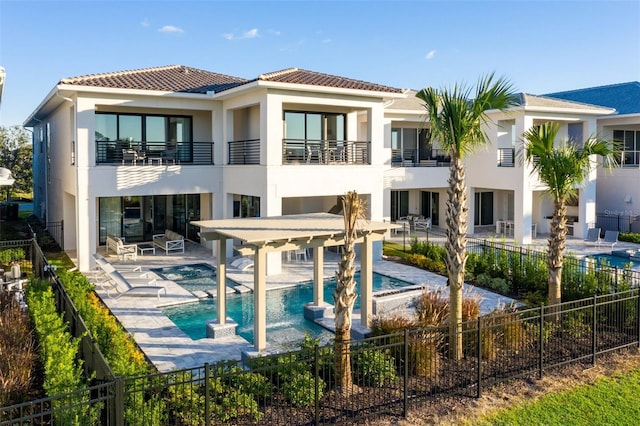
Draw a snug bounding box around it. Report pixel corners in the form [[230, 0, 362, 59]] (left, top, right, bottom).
[[584, 227, 602, 245], [106, 269, 166, 299], [603, 230, 619, 249], [122, 149, 141, 165], [161, 150, 176, 164], [230, 257, 254, 271]]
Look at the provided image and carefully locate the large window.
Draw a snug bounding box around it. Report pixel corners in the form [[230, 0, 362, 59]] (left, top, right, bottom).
[[284, 112, 345, 141], [99, 194, 201, 244], [391, 190, 409, 221], [391, 128, 431, 164], [420, 191, 439, 226], [95, 112, 192, 161], [613, 130, 640, 167], [233, 195, 260, 218], [474, 191, 494, 226]]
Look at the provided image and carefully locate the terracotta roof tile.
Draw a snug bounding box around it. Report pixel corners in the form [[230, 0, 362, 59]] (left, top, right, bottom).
[[59, 65, 247, 94], [255, 68, 403, 93]]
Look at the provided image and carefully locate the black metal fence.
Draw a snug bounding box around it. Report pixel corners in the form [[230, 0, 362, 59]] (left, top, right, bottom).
[[1, 287, 638, 425], [2, 236, 639, 425], [29, 220, 64, 251]]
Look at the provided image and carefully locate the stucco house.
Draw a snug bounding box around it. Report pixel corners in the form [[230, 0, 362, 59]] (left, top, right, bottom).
[[24, 65, 631, 272]]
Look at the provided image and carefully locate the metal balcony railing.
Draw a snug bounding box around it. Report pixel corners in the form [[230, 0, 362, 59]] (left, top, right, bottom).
[[228, 139, 260, 165], [95, 140, 214, 165], [282, 139, 371, 165], [391, 148, 450, 167], [497, 148, 515, 167]]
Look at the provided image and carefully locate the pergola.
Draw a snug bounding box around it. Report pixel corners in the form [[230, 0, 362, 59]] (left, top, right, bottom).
[[192, 213, 395, 352]]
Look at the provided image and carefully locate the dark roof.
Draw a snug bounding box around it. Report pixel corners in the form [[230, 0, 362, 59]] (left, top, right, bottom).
[[544, 82, 640, 115], [59, 65, 247, 94], [58, 65, 403, 95], [254, 68, 403, 93]]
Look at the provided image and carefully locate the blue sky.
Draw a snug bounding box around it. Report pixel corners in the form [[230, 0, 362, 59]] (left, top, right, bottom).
[[1, 0, 639, 127]]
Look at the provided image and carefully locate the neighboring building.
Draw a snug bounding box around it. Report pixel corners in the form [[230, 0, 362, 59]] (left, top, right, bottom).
[[24, 65, 628, 272], [545, 82, 640, 231]]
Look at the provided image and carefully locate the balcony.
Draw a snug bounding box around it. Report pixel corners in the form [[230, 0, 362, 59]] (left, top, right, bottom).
[[497, 148, 515, 167], [96, 141, 214, 165], [391, 149, 450, 167], [228, 139, 260, 165], [282, 139, 370, 165], [617, 150, 640, 168]]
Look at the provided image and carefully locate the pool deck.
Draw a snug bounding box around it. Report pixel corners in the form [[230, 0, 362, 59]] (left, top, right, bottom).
[[78, 232, 640, 373]]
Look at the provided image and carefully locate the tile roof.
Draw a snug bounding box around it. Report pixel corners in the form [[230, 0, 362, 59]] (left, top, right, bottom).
[[58, 65, 403, 95], [517, 93, 612, 111], [59, 65, 247, 94], [544, 82, 640, 115], [254, 68, 403, 93]]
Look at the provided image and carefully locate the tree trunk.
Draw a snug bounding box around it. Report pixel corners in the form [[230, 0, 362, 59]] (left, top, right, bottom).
[[333, 191, 363, 393], [548, 200, 567, 308], [445, 156, 467, 360]]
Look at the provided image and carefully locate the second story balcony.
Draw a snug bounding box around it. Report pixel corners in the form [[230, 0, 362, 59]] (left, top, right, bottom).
[[96, 140, 214, 166], [391, 148, 450, 167], [282, 139, 371, 165]]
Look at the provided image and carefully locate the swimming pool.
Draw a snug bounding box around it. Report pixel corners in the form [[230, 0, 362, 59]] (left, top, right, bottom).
[[158, 265, 415, 347], [585, 253, 640, 270]]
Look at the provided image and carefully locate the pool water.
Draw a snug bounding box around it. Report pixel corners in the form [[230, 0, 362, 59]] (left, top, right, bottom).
[[585, 253, 640, 270], [158, 265, 414, 347]]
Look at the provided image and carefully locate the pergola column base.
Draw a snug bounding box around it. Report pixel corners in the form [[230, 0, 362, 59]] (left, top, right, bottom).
[[206, 318, 237, 339], [303, 302, 333, 320]]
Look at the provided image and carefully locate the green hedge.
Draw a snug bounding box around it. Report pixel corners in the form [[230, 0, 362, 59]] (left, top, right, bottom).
[[25, 279, 101, 425]]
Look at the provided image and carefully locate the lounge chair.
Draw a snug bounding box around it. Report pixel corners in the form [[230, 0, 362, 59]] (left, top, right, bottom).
[[584, 227, 601, 245], [91, 252, 165, 299], [105, 269, 165, 299], [230, 257, 254, 271], [603, 230, 619, 248]]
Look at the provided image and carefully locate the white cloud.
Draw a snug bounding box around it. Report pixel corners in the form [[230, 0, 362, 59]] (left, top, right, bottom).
[[223, 28, 260, 40], [322, 38, 331, 44], [159, 25, 184, 34], [267, 29, 281, 36], [425, 50, 437, 60], [140, 18, 150, 28]]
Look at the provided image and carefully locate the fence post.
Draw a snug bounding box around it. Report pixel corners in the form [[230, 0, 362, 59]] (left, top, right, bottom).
[[204, 363, 210, 426], [114, 378, 124, 426], [637, 289, 640, 350], [403, 329, 409, 418], [314, 345, 320, 426], [592, 295, 597, 366], [477, 317, 482, 399], [539, 305, 544, 380]]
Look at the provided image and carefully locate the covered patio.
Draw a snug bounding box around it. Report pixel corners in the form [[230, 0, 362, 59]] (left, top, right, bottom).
[[192, 212, 395, 352]]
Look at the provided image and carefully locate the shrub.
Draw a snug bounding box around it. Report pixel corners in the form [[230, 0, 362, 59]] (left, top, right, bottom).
[[353, 346, 398, 387], [0, 248, 25, 266], [281, 370, 323, 407], [406, 253, 446, 274], [0, 292, 36, 406], [409, 330, 442, 379], [25, 279, 101, 425], [619, 232, 640, 244], [414, 289, 448, 326], [476, 273, 510, 295]]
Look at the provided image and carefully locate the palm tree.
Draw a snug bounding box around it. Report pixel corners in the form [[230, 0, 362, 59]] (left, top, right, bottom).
[[522, 122, 616, 306], [333, 190, 366, 392], [416, 74, 517, 360]]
